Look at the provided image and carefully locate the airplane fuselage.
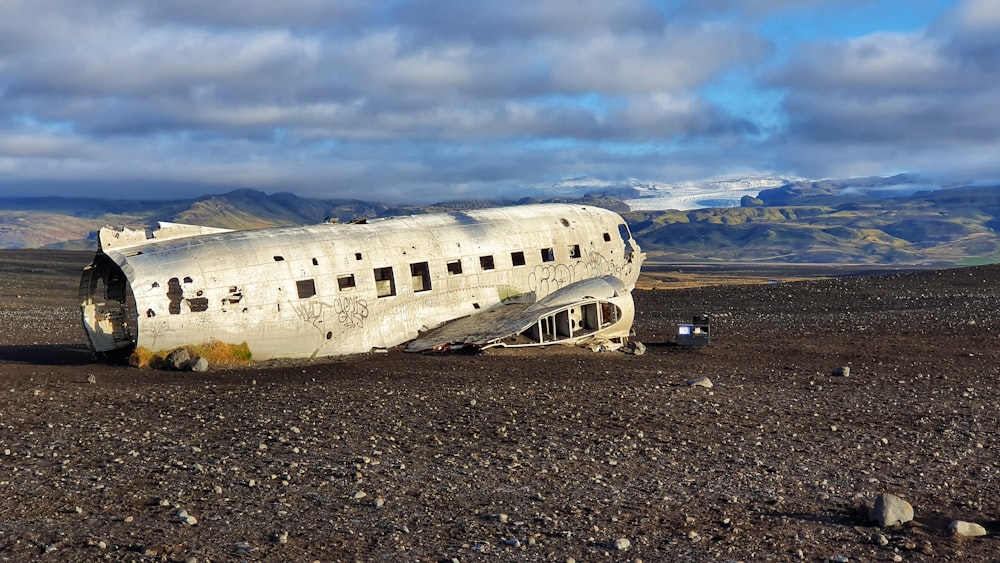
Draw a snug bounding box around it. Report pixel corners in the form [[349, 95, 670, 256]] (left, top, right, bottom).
[[80, 204, 643, 360]]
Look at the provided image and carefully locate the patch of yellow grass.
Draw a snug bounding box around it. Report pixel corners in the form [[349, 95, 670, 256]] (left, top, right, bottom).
[[189, 340, 253, 366], [129, 340, 252, 368], [129, 346, 156, 368]]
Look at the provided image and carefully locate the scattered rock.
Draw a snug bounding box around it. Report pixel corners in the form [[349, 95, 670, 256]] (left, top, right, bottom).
[[176, 509, 197, 526], [614, 537, 631, 551], [623, 341, 646, 355], [949, 520, 987, 537], [686, 376, 713, 388], [869, 493, 914, 527], [233, 542, 255, 554], [832, 366, 850, 377], [189, 357, 209, 372], [86, 374, 96, 384]]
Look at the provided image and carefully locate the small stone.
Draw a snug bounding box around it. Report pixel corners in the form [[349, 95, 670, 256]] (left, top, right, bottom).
[[498, 513, 509, 523], [686, 376, 713, 388], [504, 538, 521, 547], [869, 493, 914, 527], [827, 557, 849, 563], [86, 374, 96, 384], [276, 531, 289, 544], [614, 537, 631, 550], [624, 341, 646, 355], [949, 520, 987, 537], [214, 485, 223, 494], [176, 509, 197, 525], [374, 496, 385, 508], [352, 491, 367, 500], [234, 542, 254, 554], [189, 357, 209, 372], [832, 366, 850, 377]]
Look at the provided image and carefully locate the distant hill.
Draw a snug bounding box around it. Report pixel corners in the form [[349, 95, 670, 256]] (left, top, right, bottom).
[[627, 184, 1000, 265], [3, 182, 1000, 266], [0, 190, 627, 250]]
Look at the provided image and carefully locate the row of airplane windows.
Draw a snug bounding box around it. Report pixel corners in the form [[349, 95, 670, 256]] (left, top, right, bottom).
[[293, 242, 597, 300]]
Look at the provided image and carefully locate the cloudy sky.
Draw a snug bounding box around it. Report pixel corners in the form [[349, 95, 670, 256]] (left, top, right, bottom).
[[1, 0, 997, 202]]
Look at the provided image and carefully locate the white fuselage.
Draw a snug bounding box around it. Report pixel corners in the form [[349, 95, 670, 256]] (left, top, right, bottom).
[[81, 204, 643, 359]]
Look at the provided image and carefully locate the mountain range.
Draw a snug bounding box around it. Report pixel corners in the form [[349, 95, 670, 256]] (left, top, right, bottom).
[[2, 177, 999, 266]]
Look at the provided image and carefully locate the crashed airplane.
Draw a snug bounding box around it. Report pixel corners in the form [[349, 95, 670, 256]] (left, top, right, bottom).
[[80, 204, 644, 360]]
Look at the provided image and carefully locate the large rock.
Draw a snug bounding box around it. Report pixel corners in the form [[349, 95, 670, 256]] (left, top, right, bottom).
[[165, 348, 191, 370], [949, 520, 987, 537], [869, 493, 914, 527]]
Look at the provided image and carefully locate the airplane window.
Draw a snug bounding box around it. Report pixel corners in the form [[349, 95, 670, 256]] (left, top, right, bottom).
[[511, 251, 525, 267], [569, 244, 581, 259], [337, 274, 356, 292], [410, 262, 432, 292], [618, 224, 634, 260], [374, 267, 396, 297], [167, 277, 182, 315], [603, 233, 611, 241], [541, 248, 555, 262], [296, 279, 317, 299], [447, 260, 463, 275], [480, 256, 495, 271]]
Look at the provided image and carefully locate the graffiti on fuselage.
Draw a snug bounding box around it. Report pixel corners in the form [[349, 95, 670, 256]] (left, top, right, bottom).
[[292, 299, 327, 331], [527, 251, 619, 296], [333, 296, 369, 328]]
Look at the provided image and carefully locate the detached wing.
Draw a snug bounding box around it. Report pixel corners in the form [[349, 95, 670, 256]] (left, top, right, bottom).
[[405, 276, 635, 352]]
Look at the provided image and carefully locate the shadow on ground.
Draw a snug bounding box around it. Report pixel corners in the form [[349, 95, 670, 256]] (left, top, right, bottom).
[[0, 344, 93, 365]]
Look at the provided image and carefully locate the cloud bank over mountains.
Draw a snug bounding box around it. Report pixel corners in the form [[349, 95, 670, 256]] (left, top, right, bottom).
[[0, 0, 997, 202]]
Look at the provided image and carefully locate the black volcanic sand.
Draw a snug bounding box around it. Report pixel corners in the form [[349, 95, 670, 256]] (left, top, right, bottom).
[[0, 250, 998, 561]]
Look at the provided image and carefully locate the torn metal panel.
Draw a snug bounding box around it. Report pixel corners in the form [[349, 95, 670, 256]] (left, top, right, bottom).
[[79, 204, 644, 360], [405, 276, 634, 352], [98, 222, 235, 251]]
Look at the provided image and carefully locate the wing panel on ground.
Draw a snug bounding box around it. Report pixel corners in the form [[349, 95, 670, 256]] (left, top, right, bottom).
[[405, 276, 635, 352]]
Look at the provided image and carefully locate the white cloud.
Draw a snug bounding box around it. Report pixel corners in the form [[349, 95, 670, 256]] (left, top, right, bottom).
[[0, 0, 998, 202]]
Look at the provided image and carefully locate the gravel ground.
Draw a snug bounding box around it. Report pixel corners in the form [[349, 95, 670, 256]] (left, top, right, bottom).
[[0, 250, 999, 562]]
